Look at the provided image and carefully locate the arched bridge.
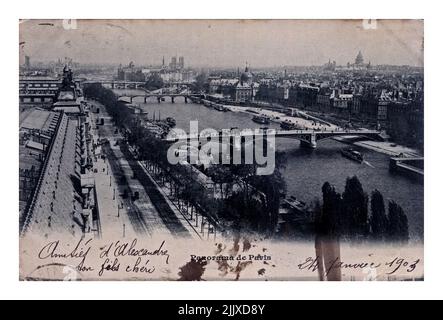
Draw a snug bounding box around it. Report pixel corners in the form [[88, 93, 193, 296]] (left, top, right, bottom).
[[275, 129, 384, 148], [82, 80, 146, 89], [165, 128, 384, 149], [82, 80, 194, 90], [117, 93, 204, 104]]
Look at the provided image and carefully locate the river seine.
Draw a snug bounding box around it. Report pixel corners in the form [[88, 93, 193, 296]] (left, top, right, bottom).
[[114, 89, 423, 240]]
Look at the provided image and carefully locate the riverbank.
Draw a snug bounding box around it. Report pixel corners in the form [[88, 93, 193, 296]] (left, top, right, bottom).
[[334, 137, 422, 157], [107, 88, 423, 240], [87, 99, 201, 239], [225, 105, 337, 131]]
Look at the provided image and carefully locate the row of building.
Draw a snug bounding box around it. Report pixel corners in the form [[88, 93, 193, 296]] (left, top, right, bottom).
[[255, 77, 422, 121], [208, 64, 260, 102], [19, 67, 98, 237], [253, 77, 423, 145], [204, 53, 423, 147], [19, 66, 84, 107], [116, 57, 194, 84]]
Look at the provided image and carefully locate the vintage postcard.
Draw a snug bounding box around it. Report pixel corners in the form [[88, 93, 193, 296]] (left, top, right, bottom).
[[19, 19, 424, 281]]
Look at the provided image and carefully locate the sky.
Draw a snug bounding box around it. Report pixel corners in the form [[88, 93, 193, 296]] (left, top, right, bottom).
[[19, 19, 424, 68]]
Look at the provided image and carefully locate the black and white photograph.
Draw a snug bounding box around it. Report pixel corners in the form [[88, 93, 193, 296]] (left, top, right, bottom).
[[2, 0, 443, 303], [16, 18, 426, 281]]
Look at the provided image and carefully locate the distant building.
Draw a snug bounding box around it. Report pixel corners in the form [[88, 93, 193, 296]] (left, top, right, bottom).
[[159, 70, 183, 83], [317, 87, 332, 110], [209, 77, 238, 95], [19, 76, 61, 105], [275, 83, 290, 102], [351, 94, 362, 115], [207, 63, 258, 102], [377, 90, 390, 122], [323, 59, 336, 71], [359, 90, 391, 124], [170, 56, 177, 70], [178, 56, 184, 69], [342, 51, 371, 70], [25, 55, 31, 69], [240, 63, 253, 85], [52, 66, 83, 114], [387, 99, 424, 147], [294, 83, 320, 107], [355, 51, 364, 66], [331, 89, 353, 113], [234, 64, 254, 102], [117, 62, 145, 82], [235, 81, 252, 102]]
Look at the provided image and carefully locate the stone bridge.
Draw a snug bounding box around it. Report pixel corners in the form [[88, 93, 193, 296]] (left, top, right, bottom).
[[117, 93, 204, 104], [165, 128, 384, 149]]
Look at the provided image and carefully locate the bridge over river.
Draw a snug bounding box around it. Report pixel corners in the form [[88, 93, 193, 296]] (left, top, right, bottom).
[[165, 128, 384, 149], [116, 93, 203, 104], [107, 88, 423, 239]]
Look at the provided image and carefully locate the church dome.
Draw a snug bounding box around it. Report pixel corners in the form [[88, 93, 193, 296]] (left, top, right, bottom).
[[355, 51, 364, 65], [240, 63, 253, 84]]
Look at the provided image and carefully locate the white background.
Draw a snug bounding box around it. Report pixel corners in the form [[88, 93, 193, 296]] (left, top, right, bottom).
[[1, 0, 442, 300]]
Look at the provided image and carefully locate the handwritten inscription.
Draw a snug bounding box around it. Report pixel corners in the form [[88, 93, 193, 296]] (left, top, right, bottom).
[[298, 256, 421, 277], [37, 238, 169, 278], [34, 238, 422, 280]]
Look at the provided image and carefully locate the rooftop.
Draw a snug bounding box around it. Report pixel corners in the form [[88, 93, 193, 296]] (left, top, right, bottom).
[[21, 115, 83, 237], [19, 76, 60, 82], [20, 108, 60, 135], [19, 144, 44, 172]]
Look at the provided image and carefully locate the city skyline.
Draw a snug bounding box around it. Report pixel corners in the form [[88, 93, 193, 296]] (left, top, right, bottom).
[[19, 19, 424, 68]]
